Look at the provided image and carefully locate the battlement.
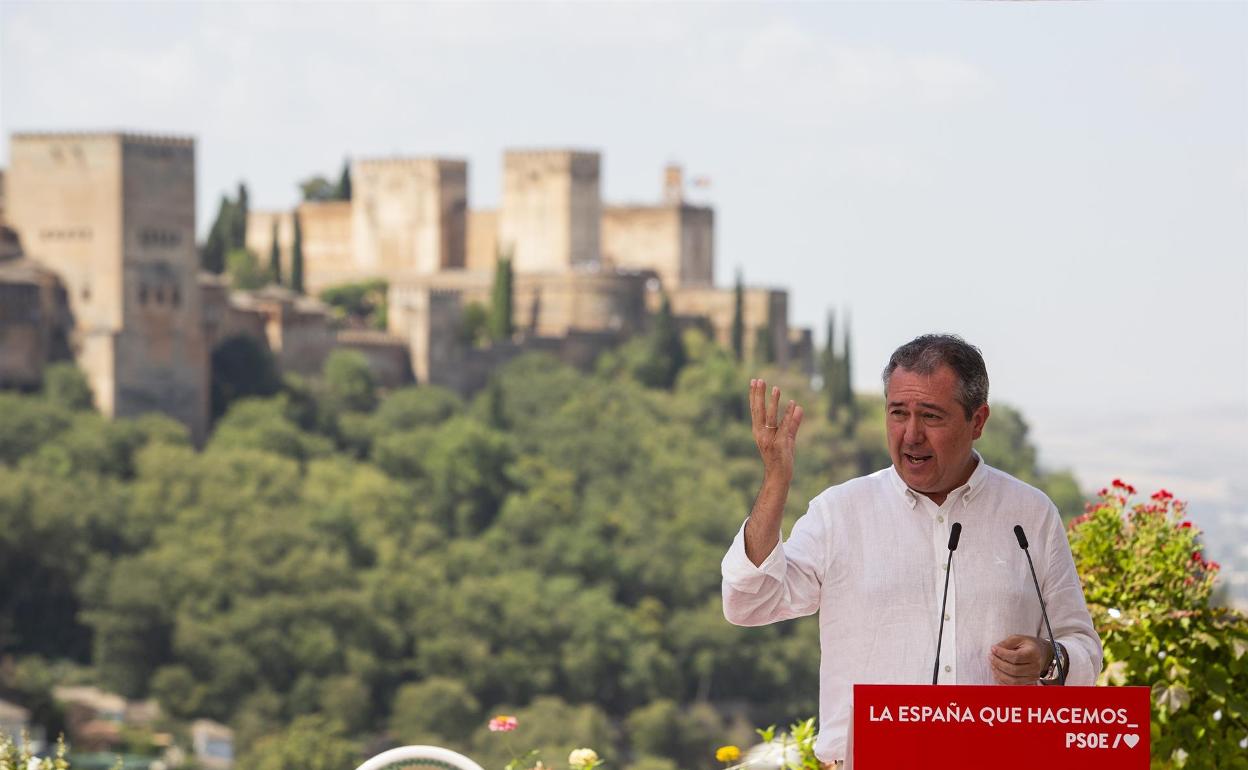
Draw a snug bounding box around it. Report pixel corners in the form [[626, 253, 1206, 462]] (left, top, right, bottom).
[[12, 131, 194, 148], [504, 148, 600, 161], [354, 156, 467, 171]]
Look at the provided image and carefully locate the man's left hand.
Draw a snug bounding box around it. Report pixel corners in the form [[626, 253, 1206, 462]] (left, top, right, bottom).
[[989, 635, 1051, 684]]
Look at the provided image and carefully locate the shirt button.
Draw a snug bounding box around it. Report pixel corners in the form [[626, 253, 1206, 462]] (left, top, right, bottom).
[[944, 613, 951, 621], [945, 665, 952, 673], [937, 516, 945, 523], [941, 564, 948, 571]]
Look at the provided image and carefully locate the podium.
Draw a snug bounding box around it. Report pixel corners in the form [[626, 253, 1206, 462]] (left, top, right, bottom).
[[853, 684, 1150, 768]]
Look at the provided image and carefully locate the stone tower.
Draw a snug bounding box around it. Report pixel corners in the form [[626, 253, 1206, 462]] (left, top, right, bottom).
[[499, 150, 601, 273], [351, 157, 467, 275], [6, 132, 209, 441]]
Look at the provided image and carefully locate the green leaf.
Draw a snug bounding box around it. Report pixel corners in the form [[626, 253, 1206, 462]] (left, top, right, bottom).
[[1152, 681, 1191, 713]]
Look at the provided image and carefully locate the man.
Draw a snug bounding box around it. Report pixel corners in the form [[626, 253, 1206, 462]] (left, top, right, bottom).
[[721, 334, 1102, 766]]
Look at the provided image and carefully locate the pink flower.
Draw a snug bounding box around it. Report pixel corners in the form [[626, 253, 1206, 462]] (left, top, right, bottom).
[[489, 715, 519, 732]]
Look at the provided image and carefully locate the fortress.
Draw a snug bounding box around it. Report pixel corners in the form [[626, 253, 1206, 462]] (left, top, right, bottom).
[[0, 132, 812, 441]]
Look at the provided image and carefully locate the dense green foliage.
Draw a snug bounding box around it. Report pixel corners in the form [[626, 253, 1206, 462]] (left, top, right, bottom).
[[320, 279, 389, 331], [226, 247, 269, 291], [1, 333, 1088, 769], [1070, 484, 1248, 769]]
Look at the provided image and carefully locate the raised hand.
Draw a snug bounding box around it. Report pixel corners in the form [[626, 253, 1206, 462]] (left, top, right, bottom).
[[749, 379, 805, 485]]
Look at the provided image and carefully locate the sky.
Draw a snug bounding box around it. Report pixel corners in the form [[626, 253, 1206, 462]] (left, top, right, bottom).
[[2, 2, 1246, 592]]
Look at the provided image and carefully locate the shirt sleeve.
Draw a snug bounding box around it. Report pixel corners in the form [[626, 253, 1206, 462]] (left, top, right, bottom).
[[1039, 504, 1104, 686], [721, 499, 828, 627]]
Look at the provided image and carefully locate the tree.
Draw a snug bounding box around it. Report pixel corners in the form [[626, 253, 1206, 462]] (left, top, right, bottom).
[[238, 715, 360, 770], [839, 312, 856, 433], [233, 182, 250, 250], [323, 349, 378, 414], [636, 293, 687, 390], [226, 248, 268, 290], [42, 362, 94, 412], [731, 269, 745, 362], [269, 221, 282, 285], [299, 176, 339, 202], [753, 325, 774, 365], [291, 210, 305, 294], [489, 253, 514, 343], [200, 195, 232, 274], [210, 335, 282, 420], [336, 160, 352, 201], [1069, 484, 1248, 769], [822, 311, 839, 420], [389, 677, 480, 743]]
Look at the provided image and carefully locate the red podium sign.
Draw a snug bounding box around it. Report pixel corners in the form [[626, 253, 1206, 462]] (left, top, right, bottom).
[[854, 684, 1150, 768]]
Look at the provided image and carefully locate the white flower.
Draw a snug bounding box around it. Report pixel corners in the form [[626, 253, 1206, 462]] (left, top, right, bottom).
[[569, 749, 599, 769], [1213, 709, 1222, 721], [1158, 651, 1167, 660], [1107, 608, 1121, 619]]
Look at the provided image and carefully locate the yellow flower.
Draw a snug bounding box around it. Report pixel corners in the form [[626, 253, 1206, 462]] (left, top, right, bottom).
[[715, 746, 741, 763]]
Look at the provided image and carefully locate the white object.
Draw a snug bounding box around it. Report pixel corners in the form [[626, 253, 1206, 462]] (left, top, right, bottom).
[[356, 746, 487, 770]]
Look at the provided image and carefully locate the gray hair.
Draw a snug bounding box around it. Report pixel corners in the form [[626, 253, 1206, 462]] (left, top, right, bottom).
[[881, 334, 989, 419]]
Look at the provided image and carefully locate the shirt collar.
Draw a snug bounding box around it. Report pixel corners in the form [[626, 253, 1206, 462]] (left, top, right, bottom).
[[888, 449, 989, 509]]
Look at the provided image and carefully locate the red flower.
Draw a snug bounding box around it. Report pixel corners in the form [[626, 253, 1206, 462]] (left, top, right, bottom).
[[1098, 487, 1109, 496], [1210, 561, 1221, 571], [1125, 484, 1136, 495], [1178, 521, 1192, 529], [1151, 489, 1173, 502], [1112, 479, 1126, 489], [1191, 551, 1204, 564]]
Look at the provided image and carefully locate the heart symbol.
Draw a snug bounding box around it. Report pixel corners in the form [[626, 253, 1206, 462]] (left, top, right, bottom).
[[1123, 734, 1140, 749]]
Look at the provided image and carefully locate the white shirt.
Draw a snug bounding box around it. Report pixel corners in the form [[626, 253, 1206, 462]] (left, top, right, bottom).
[[720, 456, 1102, 762]]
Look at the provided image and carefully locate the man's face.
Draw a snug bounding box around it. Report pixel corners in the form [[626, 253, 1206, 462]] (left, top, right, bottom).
[[886, 364, 989, 503]]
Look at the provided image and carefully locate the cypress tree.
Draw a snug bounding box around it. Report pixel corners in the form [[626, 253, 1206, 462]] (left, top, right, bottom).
[[291, 210, 305, 294], [200, 195, 231, 274], [489, 251, 514, 343], [232, 182, 249, 250], [731, 268, 745, 362], [841, 312, 856, 433], [824, 310, 839, 420], [647, 292, 687, 389], [269, 220, 282, 285], [337, 160, 352, 201]]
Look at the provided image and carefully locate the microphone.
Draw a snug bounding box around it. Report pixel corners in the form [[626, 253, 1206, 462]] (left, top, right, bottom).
[[931, 522, 962, 685], [1013, 524, 1066, 685]]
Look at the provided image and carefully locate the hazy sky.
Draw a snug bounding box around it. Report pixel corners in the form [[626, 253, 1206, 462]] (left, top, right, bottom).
[[3, 2, 1246, 563]]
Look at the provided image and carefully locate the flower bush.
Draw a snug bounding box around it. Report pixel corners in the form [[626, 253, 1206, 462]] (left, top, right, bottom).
[[0, 734, 68, 770], [1068, 482, 1248, 769], [488, 716, 604, 770]]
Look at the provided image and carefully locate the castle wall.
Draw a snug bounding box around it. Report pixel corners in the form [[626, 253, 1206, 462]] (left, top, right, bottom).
[[7, 134, 125, 333], [662, 285, 791, 367], [601, 203, 714, 290], [499, 150, 600, 273], [335, 330, 413, 388], [0, 259, 74, 389], [466, 209, 498, 272], [6, 133, 209, 442], [352, 158, 467, 278], [244, 209, 293, 282]]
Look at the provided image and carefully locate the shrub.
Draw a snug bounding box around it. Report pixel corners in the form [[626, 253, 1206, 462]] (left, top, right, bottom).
[[1068, 481, 1248, 769]]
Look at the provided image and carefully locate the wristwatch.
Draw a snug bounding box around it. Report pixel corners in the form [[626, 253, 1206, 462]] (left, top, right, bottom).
[[1039, 640, 1069, 685]]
